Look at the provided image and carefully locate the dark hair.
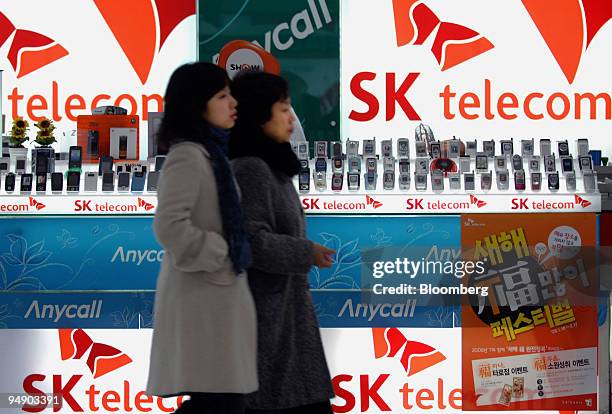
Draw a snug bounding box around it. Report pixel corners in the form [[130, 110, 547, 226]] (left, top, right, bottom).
[[157, 62, 229, 153], [230, 72, 289, 136]]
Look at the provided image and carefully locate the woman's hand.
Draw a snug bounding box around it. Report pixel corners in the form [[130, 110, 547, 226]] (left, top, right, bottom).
[[312, 243, 335, 268]]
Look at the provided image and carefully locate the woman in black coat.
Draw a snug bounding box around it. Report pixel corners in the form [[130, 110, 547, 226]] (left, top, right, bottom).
[[229, 72, 336, 414]]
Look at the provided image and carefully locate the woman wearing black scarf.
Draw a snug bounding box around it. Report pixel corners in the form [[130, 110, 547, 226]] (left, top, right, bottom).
[[147, 63, 257, 414], [229, 72, 335, 414]]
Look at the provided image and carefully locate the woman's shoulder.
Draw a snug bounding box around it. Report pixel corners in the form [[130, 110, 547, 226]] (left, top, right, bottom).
[[168, 141, 209, 158], [231, 156, 273, 178]]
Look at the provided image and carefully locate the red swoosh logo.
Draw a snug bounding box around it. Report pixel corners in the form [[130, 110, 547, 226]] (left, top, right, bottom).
[[372, 328, 446, 376], [94, 0, 195, 84], [522, 0, 612, 83]]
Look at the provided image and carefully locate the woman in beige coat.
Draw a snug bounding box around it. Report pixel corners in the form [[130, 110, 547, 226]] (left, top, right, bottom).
[[146, 62, 257, 414]]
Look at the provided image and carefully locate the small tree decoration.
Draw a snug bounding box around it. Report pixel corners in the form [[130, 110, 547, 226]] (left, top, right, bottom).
[[9, 117, 29, 148], [34, 117, 56, 147]]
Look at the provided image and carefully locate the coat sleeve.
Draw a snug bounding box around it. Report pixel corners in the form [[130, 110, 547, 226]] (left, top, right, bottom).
[[154, 145, 229, 273], [233, 157, 314, 275]]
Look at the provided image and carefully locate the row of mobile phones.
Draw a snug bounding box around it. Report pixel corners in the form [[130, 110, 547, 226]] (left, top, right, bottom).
[[1, 171, 160, 194]]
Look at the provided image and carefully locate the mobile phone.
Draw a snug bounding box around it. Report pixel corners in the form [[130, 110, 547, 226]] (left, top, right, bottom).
[[98, 156, 114, 176], [117, 172, 130, 192], [67, 171, 80, 192], [576, 139, 589, 157], [448, 138, 460, 158], [146, 171, 159, 192], [347, 173, 360, 190], [558, 140, 569, 157], [482, 140, 495, 157], [399, 173, 410, 190], [512, 154, 523, 171], [364, 171, 377, 190], [397, 138, 409, 158], [331, 173, 343, 191], [118, 135, 128, 159], [366, 157, 377, 173], [68, 146, 82, 170], [565, 171, 576, 191], [540, 139, 551, 157], [297, 142, 309, 160], [415, 141, 427, 157], [102, 172, 115, 192], [34, 151, 49, 174], [481, 171, 492, 190], [15, 156, 26, 174], [514, 170, 526, 190], [51, 172, 63, 192], [4, 173, 15, 192], [20, 173, 32, 193], [0, 157, 9, 174], [398, 159, 410, 174], [465, 140, 477, 157], [464, 172, 475, 191], [544, 154, 556, 172], [460, 156, 471, 173], [416, 158, 429, 174], [84, 172, 98, 192], [583, 172, 596, 193], [578, 156, 592, 171], [348, 156, 361, 173], [314, 171, 326, 191], [346, 140, 359, 156], [496, 170, 509, 190], [381, 140, 393, 157], [501, 140, 514, 156], [431, 170, 444, 191], [315, 157, 327, 173], [547, 172, 559, 191], [531, 172, 541, 191], [476, 154, 488, 171], [154, 155, 167, 172], [363, 139, 376, 156], [332, 158, 344, 174], [430, 142, 441, 159], [383, 157, 394, 172], [131, 171, 146, 192], [87, 130, 99, 158], [494, 156, 507, 172], [561, 157, 574, 173], [449, 173, 461, 190], [383, 171, 395, 190], [529, 156, 540, 172], [315, 141, 328, 158], [521, 139, 534, 157], [415, 173, 428, 191], [331, 142, 343, 159], [35, 173, 47, 192]]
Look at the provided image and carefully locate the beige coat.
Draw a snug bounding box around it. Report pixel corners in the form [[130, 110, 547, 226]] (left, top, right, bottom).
[[146, 141, 258, 396]]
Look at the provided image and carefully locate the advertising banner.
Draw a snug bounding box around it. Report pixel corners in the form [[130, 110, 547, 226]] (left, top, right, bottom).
[[461, 213, 598, 411], [0, 1, 197, 158]]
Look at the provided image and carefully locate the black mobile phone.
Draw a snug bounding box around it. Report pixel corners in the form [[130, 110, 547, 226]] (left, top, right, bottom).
[[98, 155, 114, 176], [87, 130, 99, 157], [35, 173, 47, 192], [154, 155, 166, 172], [119, 136, 128, 159], [35, 151, 49, 174], [146, 171, 159, 192], [51, 172, 63, 192], [67, 171, 80, 192], [68, 146, 82, 169], [102, 172, 115, 192], [20, 173, 33, 192], [5, 173, 15, 192], [117, 172, 130, 191]]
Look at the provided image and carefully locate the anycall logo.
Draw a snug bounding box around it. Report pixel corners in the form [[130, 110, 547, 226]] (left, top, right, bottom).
[[302, 195, 383, 211], [22, 329, 184, 413], [2, 0, 195, 122], [332, 328, 461, 412], [0, 197, 45, 213], [349, 0, 612, 123], [73, 197, 155, 213], [406, 195, 486, 211], [510, 194, 592, 210]]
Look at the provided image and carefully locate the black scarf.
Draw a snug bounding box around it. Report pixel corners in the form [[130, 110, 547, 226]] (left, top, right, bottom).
[[228, 128, 301, 177], [199, 126, 252, 275]]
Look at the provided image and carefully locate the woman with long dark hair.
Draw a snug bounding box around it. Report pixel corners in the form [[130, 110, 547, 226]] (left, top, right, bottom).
[[147, 62, 257, 414], [229, 72, 335, 414]]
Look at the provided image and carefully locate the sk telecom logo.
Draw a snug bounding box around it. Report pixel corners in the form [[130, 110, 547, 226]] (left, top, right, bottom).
[[29, 197, 46, 211], [0, 11, 69, 78], [392, 0, 494, 70], [138, 197, 155, 211], [575, 195, 592, 208], [366, 195, 383, 209], [469, 195, 487, 209], [372, 328, 446, 376], [58, 328, 132, 379], [93, 0, 196, 84], [522, 0, 612, 83]]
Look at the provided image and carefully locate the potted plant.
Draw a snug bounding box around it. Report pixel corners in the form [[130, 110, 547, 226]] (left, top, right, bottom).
[[8, 117, 30, 160], [32, 117, 57, 173]]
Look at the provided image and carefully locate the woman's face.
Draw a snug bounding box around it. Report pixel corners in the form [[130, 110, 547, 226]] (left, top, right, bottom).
[[203, 86, 238, 129], [262, 98, 295, 143]]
